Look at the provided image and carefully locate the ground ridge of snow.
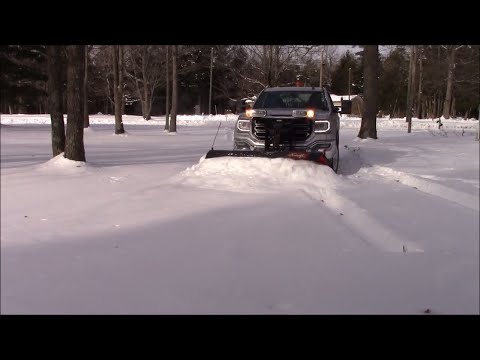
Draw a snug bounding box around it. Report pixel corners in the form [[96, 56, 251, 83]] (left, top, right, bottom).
[[371, 166, 479, 212]]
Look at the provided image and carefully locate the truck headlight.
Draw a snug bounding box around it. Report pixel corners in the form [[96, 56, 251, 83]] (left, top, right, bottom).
[[237, 120, 251, 131], [314, 120, 330, 132], [293, 109, 315, 118], [246, 109, 266, 117]]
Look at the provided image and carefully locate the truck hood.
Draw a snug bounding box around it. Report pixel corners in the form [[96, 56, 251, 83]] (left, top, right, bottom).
[[265, 108, 331, 117]]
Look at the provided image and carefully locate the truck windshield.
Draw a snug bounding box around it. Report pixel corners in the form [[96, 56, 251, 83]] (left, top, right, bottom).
[[254, 91, 329, 110]]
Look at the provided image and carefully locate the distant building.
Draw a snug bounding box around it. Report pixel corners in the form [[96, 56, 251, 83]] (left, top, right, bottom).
[[330, 94, 363, 116]]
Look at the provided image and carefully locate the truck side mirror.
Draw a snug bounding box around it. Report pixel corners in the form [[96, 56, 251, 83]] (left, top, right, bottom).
[[341, 99, 352, 114]]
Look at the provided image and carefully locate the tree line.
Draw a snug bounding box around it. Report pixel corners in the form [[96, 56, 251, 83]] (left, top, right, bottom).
[[2, 45, 478, 120], [1, 44, 478, 160]]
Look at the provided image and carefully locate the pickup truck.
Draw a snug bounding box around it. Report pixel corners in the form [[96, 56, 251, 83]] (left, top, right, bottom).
[[231, 86, 352, 172]]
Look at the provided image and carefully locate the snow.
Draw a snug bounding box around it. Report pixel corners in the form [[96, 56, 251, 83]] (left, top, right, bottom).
[[2, 114, 478, 132], [0, 114, 239, 126], [1, 116, 479, 314], [330, 94, 358, 102]]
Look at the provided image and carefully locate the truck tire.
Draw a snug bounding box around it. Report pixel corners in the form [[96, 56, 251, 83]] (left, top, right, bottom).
[[330, 142, 340, 173]]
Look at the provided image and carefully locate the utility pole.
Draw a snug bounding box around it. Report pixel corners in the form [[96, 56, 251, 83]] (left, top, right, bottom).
[[209, 47, 213, 115], [319, 50, 324, 87], [84, 45, 89, 128], [348, 67, 351, 100], [476, 103, 480, 141]]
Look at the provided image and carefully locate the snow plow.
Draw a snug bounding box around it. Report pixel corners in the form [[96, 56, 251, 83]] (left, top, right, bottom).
[[205, 86, 352, 172], [205, 149, 330, 166]]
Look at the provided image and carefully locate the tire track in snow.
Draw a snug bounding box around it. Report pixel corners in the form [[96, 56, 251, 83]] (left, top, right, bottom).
[[370, 166, 479, 212], [299, 185, 424, 253]]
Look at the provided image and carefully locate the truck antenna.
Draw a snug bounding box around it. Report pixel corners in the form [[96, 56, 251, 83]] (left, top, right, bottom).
[[211, 121, 222, 150]]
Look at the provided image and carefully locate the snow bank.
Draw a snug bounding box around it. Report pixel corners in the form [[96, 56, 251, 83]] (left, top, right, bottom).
[[2, 114, 478, 131], [35, 153, 97, 175], [175, 156, 341, 193], [0, 114, 239, 126], [341, 116, 479, 130]]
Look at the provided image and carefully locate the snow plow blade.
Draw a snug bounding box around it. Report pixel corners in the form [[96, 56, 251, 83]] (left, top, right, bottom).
[[205, 150, 329, 165]]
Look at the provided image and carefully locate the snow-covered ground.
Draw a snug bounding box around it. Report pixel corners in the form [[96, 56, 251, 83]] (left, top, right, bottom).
[[1, 115, 479, 314], [1, 113, 478, 131]]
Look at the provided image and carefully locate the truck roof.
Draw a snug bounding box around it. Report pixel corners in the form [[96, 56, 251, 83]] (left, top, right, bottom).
[[263, 87, 325, 92]]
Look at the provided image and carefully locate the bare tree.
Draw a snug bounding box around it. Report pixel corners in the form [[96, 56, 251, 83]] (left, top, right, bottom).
[[64, 45, 86, 162], [165, 45, 170, 131], [47, 45, 65, 156], [125, 45, 164, 120], [406, 46, 417, 133], [112, 45, 125, 134], [231, 45, 314, 89], [120, 46, 126, 115], [322, 45, 339, 87], [357, 45, 379, 139], [415, 46, 423, 118], [84, 46, 90, 128], [442, 45, 463, 119], [169, 45, 177, 133]]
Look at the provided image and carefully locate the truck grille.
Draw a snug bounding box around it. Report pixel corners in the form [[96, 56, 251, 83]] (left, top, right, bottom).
[[253, 118, 312, 141]]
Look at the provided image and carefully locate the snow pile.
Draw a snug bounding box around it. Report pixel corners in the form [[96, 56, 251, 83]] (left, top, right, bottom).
[[175, 156, 341, 193], [341, 116, 479, 130], [35, 153, 96, 175]]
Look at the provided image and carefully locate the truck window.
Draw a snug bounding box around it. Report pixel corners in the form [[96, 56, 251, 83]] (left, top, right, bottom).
[[254, 91, 329, 110]]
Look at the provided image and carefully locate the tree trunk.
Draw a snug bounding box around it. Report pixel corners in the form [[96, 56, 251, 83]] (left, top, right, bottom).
[[208, 47, 213, 115], [392, 97, 397, 118], [112, 45, 125, 134], [437, 96, 443, 119], [83, 46, 90, 128], [451, 97, 456, 118], [422, 97, 427, 119], [415, 47, 423, 118], [141, 48, 152, 120], [129, 47, 145, 119], [357, 45, 378, 139], [120, 47, 126, 115], [442, 46, 455, 119], [47, 46, 66, 157], [63, 92, 67, 115], [406, 46, 417, 133], [169, 45, 177, 133], [264, 45, 273, 87], [411, 47, 417, 119], [273, 45, 280, 86], [164, 45, 170, 131], [144, 87, 151, 120], [64, 45, 86, 162]]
